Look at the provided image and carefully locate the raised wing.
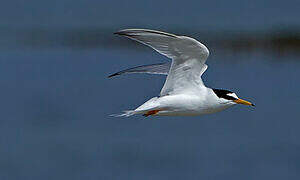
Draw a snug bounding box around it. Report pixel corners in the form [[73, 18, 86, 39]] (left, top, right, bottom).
[[108, 62, 170, 78], [115, 29, 209, 96]]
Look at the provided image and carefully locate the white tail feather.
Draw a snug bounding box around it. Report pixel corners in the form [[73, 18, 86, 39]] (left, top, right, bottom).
[[110, 110, 136, 117]]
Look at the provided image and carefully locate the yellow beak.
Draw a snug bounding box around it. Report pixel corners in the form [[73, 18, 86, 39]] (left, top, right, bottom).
[[234, 98, 255, 106]]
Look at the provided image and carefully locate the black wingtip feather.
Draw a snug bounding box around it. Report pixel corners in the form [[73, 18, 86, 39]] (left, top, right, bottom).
[[114, 31, 139, 38], [114, 29, 178, 38], [107, 73, 120, 78], [114, 30, 131, 36], [114, 31, 123, 35]]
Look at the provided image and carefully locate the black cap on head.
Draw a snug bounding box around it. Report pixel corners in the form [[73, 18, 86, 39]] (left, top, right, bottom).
[[212, 89, 237, 100]]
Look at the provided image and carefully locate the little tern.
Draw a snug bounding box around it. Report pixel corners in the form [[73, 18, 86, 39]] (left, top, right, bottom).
[[110, 29, 254, 117]]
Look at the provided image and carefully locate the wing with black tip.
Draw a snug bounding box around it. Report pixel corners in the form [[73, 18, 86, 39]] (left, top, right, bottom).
[[108, 62, 170, 78], [115, 29, 210, 96]]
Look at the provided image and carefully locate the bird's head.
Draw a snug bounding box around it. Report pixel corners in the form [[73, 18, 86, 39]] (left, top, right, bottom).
[[212, 89, 254, 106]]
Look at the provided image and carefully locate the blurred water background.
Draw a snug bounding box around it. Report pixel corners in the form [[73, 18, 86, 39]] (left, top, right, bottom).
[[0, 0, 300, 179]]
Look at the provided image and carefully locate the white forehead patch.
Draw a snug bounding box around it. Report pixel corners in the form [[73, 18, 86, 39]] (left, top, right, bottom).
[[227, 93, 238, 99]]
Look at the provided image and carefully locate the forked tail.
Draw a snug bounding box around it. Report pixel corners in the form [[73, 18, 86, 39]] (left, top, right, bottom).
[[110, 109, 161, 117], [110, 110, 137, 117]]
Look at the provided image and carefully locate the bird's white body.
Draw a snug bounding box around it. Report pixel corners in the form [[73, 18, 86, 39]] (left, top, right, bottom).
[[134, 88, 235, 116], [111, 29, 253, 117]]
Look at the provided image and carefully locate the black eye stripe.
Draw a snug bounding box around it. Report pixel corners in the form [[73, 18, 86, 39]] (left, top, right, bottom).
[[212, 89, 238, 100]]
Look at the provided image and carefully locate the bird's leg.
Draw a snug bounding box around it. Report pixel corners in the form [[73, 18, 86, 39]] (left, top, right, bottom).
[[143, 110, 160, 117]]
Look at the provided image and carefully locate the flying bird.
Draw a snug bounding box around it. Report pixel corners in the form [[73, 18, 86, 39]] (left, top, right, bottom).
[[110, 29, 254, 117]]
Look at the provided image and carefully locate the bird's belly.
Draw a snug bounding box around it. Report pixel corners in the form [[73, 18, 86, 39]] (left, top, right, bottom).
[[156, 107, 230, 116], [155, 95, 232, 116]]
